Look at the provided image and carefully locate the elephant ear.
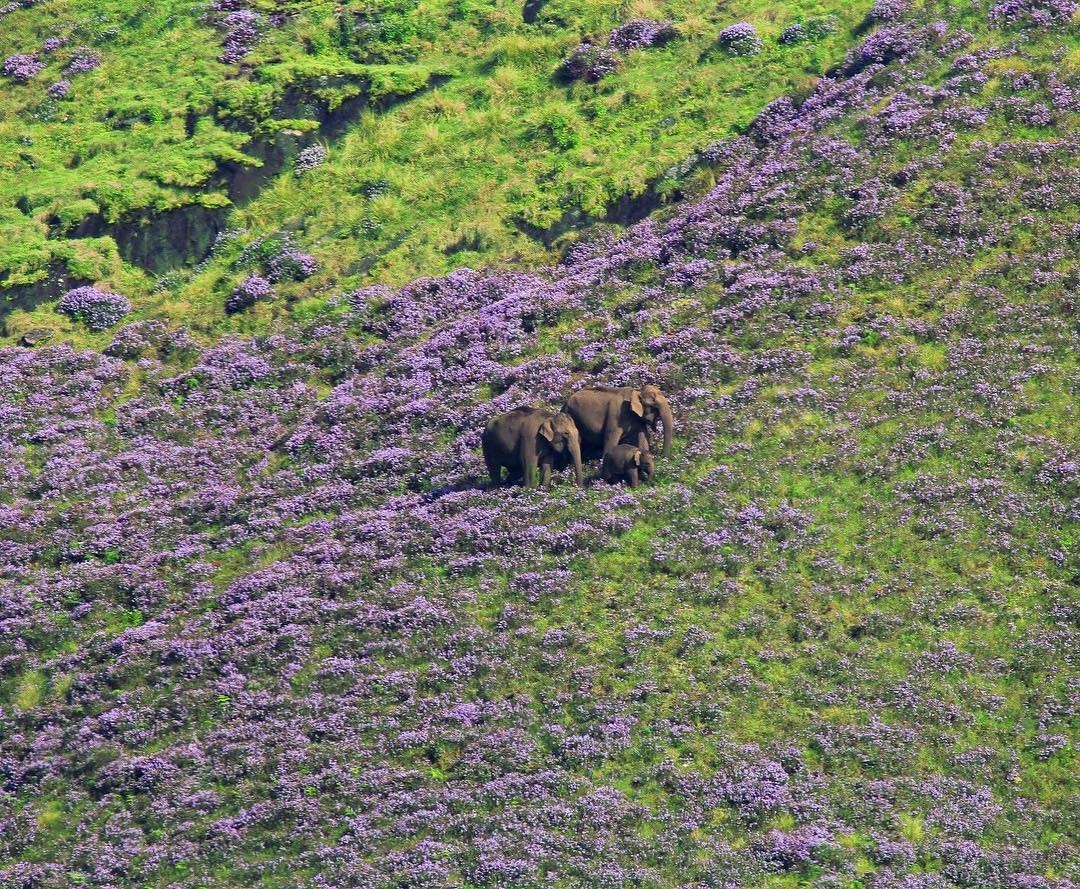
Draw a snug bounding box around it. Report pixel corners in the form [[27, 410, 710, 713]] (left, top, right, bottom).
[[538, 420, 556, 442], [629, 391, 645, 417]]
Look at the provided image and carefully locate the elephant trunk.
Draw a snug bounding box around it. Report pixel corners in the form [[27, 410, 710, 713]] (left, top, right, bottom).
[[658, 398, 673, 454], [569, 437, 584, 486]]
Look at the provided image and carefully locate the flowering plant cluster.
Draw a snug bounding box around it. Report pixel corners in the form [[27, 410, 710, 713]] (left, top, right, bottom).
[[294, 144, 327, 175], [225, 273, 273, 313], [869, 0, 910, 22], [2, 4, 1079, 887], [64, 46, 101, 74], [232, 234, 318, 304], [267, 248, 319, 282], [718, 22, 764, 56], [0, 0, 43, 17], [561, 19, 677, 83], [989, 0, 1078, 26], [56, 286, 131, 330], [205, 1, 263, 64], [2, 53, 43, 81], [558, 42, 621, 82], [779, 16, 838, 45], [607, 19, 676, 52]]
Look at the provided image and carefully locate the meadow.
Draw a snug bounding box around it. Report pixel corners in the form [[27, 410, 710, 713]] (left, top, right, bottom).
[[0, 0, 1078, 887]]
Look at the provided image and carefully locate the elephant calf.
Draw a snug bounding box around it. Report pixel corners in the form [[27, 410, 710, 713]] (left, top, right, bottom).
[[482, 407, 584, 488], [600, 444, 655, 488]]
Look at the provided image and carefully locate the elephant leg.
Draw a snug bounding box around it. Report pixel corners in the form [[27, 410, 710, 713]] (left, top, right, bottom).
[[627, 468, 639, 488], [603, 425, 624, 458], [519, 431, 540, 488], [485, 452, 503, 486], [637, 428, 650, 452], [540, 461, 552, 488]]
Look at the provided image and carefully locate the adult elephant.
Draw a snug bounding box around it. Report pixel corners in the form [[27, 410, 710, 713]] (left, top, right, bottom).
[[562, 384, 673, 461], [482, 407, 584, 488]]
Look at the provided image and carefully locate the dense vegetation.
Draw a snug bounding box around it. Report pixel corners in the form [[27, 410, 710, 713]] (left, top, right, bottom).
[[1, 0, 1078, 887], [1, 0, 872, 342]]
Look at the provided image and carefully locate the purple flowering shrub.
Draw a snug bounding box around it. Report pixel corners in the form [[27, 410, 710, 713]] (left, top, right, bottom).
[[225, 273, 272, 313], [2, 6, 1080, 887], [2, 53, 43, 81], [559, 42, 621, 82], [294, 144, 327, 175], [779, 16, 838, 45], [718, 22, 763, 56], [869, 0, 910, 22], [607, 19, 676, 52], [989, 0, 1078, 26], [56, 286, 132, 330], [46, 78, 70, 98], [559, 21, 674, 84], [233, 234, 319, 295], [204, 1, 263, 64], [267, 248, 318, 282], [64, 46, 101, 74]]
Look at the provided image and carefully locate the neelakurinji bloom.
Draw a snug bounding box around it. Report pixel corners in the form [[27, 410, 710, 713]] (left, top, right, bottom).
[[1, 8, 1077, 887], [57, 286, 132, 330], [718, 22, 763, 56], [2, 53, 44, 81], [559, 42, 621, 82]]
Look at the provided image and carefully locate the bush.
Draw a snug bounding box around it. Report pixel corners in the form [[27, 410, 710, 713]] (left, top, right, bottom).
[[868, 0, 910, 22], [295, 145, 327, 176], [267, 249, 318, 283], [718, 23, 763, 56], [226, 274, 272, 314], [559, 43, 621, 82], [65, 47, 101, 74], [57, 286, 132, 330], [989, 0, 1078, 27], [607, 19, 676, 52], [779, 16, 838, 45], [2, 54, 44, 82]]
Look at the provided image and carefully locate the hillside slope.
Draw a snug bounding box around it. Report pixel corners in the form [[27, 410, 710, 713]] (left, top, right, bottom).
[[2, 0, 1080, 888], [2, 0, 871, 342]]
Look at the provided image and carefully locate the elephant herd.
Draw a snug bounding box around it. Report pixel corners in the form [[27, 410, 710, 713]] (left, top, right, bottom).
[[481, 385, 673, 489]]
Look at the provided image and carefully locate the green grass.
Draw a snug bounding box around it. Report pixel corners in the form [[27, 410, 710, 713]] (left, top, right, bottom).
[[1, 0, 874, 345]]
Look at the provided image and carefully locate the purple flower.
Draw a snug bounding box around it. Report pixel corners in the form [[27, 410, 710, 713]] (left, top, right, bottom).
[[989, 0, 1077, 26], [607, 19, 676, 52], [219, 9, 262, 63], [205, 3, 263, 63], [753, 824, 838, 871], [57, 286, 132, 330], [267, 249, 318, 282], [47, 78, 70, 98], [869, 0, 910, 22], [718, 22, 763, 56], [294, 144, 327, 175], [842, 24, 927, 74], [2, 54, 44, 82], [559, 43, 621, 82], [226, 274, 273, 314], [64, 47, 101, 74], [779, 16, 837, 44]]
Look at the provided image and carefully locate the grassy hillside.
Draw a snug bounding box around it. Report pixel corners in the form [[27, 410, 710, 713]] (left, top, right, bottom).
[[1, 0, 1079, 887], [2, 0, 873, 343]]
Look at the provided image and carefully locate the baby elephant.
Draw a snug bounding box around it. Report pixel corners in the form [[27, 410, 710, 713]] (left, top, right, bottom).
[[600, 444, 655, 488]]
